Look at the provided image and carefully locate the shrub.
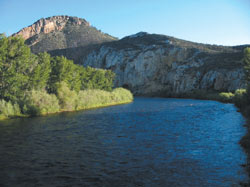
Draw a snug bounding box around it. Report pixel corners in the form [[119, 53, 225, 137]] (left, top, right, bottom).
[[218, 92, 234, 103], [22, 90, 60, 116], [0, 100, 21, 118], [56, 82, 78, 111], [76, 88, 133, 110], [77, 89, 107, 109], [112, 88, 133, 103]]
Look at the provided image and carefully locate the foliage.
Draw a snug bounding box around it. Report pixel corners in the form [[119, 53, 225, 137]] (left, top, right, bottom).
[[79, 66, 115, 91], [111, 88, 133, 102], [56, 82, 133, 111], [21, 90, 60, 116], [0, 34, 33, 102], [56, 82, 78, 111], [218, 92, 234, 102], [48, 57, 115, 94], [48, 56, 81, 93], [0, 99, 21, 119], [0, 35, 115, 99], [76, 88, 133, 110], [0, 35, 131, 119], [76, 89, 112, 109], [29, 52, 52, 90]]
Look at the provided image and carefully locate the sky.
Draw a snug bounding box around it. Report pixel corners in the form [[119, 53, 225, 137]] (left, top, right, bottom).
[[0, 0, 249, 46]]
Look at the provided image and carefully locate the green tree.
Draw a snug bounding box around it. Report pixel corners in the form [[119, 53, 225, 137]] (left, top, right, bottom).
[[79, 66, 115, 91], [0, 35, 33, 102], [103, 69, 115, 91], [29, 52, 51, 90], [48, 56, 81, 93]]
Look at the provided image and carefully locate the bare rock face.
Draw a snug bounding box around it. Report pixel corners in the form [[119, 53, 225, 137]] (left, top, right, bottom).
[[13, 16, 90, 40], [81, 32, 247, 96]]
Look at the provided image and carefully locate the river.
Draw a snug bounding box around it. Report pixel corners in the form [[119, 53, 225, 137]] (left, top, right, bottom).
[[0, 97, 248, 186]]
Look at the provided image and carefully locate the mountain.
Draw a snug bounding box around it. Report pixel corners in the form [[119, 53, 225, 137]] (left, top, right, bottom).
[[49, 32, 248, 96], [14, 16, 249, 96], [13, 15, 117, 53]]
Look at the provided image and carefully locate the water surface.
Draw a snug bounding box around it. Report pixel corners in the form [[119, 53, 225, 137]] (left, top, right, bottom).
[[0, 97, 248, 186]]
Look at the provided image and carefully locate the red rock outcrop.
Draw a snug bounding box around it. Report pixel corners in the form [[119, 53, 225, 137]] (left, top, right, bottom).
[[13, 15, 90, 39]]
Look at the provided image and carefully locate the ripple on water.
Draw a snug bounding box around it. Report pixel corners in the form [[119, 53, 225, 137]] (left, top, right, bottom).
[[0, 97, 248, 186]]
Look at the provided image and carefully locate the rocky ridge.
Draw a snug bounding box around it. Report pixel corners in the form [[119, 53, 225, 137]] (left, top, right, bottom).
[[81, 32, 247, 96], [13, 16, 117, 53], [13, 16, 249, 96], [13, 16, 90, 40]]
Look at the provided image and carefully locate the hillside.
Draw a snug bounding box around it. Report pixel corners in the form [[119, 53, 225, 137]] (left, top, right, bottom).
[[13, 15, 117, 53], [13, 16, 250, 95], [49, 31, 246, 65]]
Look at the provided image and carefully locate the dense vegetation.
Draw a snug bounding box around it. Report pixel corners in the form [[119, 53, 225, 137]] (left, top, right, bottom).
[[0, 34, 132, 119]]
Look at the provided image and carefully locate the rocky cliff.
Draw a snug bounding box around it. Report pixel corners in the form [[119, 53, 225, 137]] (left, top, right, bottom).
[[80, 32, 247, 96], [13, 16, 248, 96], [13, 16, 117, 53]]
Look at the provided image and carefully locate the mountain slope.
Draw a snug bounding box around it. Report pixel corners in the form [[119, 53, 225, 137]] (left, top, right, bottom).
[[58, 32, 247, 95], [13, 16, 249, 95], [13, 15, 117, 53]]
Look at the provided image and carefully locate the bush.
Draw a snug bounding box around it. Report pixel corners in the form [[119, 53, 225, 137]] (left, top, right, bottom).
[[76, 88, 133, 110], [77, 89, 108, 109], [0, 100, 21, 118], [218, 92, 234, 103], [56, 82, 78, 111], [22, 90, 60, 116], [112, 88, 133, 103]]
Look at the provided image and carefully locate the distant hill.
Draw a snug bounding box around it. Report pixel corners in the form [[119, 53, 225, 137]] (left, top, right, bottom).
[[49, 31, 248, 66], [49, 32, 249, 95], [13, 15, 117, 53]]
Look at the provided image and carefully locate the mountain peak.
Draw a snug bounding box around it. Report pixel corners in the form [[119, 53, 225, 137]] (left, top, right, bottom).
[[13, 15, 90, 39], [12, 15, 117, 53]]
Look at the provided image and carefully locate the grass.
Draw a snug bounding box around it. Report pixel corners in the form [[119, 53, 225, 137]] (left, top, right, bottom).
[[0, 87, 133, 120], [75, 88, 133, 111]]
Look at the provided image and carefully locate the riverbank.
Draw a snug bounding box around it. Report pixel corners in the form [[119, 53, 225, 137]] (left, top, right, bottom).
[[0, 87, 133, 120]]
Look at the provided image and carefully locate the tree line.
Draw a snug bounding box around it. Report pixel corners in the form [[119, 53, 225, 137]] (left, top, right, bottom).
[[0, 34, 115, 102], [0, 34, 133, 118]]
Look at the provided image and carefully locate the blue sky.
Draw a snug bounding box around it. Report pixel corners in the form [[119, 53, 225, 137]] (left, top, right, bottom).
[[0, 0, 249, 45]]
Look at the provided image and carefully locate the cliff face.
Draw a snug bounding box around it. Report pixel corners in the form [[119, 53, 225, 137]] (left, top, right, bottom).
[[81, 32, 246, 96], [13, 16, 248, 96], [14, 16, 90, 40], [13, 16, 117, 53]]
